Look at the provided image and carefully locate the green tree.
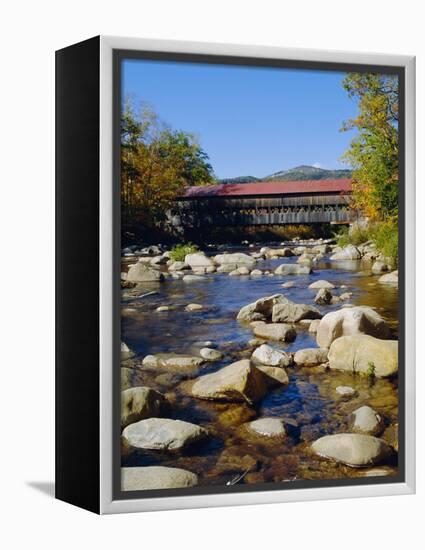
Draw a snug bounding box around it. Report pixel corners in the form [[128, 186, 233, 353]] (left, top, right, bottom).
[[120, 100, 215, 230], [341, 73, 399, 221]]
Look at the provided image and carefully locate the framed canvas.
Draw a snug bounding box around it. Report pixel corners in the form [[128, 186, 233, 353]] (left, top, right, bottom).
[[55, 36, 415, 514]]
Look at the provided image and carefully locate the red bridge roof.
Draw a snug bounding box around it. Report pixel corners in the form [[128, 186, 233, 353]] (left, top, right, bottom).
[[181, 178, 352, 199]]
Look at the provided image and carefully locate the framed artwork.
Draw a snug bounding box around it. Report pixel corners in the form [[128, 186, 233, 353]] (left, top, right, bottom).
[[55, 36, 415, 514]]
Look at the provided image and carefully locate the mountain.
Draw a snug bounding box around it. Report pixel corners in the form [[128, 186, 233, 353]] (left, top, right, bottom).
[[265, 165, 352, 181], [218, 165, 352, 184]]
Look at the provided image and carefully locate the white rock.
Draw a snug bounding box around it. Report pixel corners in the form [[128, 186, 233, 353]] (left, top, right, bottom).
[[330, 244, 362, 260], [185, 252, 215, 269], [379, 270, 398, 285], [294, 348, 328, 367], [251, 344, 292, 367], [336, 386, 357, 397], [247, 418, 286, 437], [253, 323, 297, 342], [121, 466, 198, 491], [185, 303, 203, 311], [351, 405, 383, 435], [308, 280, 335, 289], [200, 348, 223, 361]]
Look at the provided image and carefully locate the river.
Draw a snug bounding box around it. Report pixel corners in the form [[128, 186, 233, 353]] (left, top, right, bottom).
[[121, 244, 399, 486]]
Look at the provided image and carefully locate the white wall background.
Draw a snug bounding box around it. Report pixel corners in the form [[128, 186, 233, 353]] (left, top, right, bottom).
[[1, 1, 422, 547]]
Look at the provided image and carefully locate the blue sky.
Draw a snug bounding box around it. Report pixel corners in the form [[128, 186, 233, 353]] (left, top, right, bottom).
[[122, 59, 359, 179]]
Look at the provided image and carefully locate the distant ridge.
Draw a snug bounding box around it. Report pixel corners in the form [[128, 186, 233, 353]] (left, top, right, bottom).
[[218, 165, 352, 184]]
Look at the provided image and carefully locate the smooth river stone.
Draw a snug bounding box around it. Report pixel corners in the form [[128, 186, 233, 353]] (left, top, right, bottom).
[[253, 323, 296, 342], [122, 417, 207, 451], [121, 466, 198, 491], [247, 417, 286, 438], [311, 433, 393, 467], [121, 387, 168, 428]]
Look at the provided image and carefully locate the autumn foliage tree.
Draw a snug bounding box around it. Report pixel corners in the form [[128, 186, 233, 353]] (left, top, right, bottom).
[[341, 73, 399, 221], [121, 100, 215, 231]]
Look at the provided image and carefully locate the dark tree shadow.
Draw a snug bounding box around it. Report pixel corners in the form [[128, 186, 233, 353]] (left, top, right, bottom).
[[26, 481, 55, 498]]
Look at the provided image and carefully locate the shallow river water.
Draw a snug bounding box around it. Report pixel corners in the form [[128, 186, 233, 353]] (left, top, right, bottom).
[[121, 246, 399, 486]]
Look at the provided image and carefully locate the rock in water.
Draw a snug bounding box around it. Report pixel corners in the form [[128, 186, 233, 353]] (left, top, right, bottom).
[[190, 359, 267, 405], [185, 252, 215, 269], [328, 335, 398, 377], [253, 323, 297, 342], [336, 386, 357, 397], [185, 303, 203, 311], [308, 280, 335, 289], [142, 354, 204, 373], [316, 306, 391, 348], [251, 344, 292, 367], [351, 406, 384, 435], [311, 433, 392, 467], [200, 348, 223, 361], [122, 417, 207, 451], [314, 288, 333, 305], [379, 270, 398, 285], [256, 365, 289, 387], [182, 274, 206, 283], [274, 264, 312, 275], [121, 387, 168, 428], [237, 294, 286, 322], [294, 348, 328, 367], [214, 252, 255, 269], [126, 263, 164, 283], [247, 418, 286, 438], [122, 466, 198, 491], [272, 297, 322, 323], [330, 244, 362, 260]]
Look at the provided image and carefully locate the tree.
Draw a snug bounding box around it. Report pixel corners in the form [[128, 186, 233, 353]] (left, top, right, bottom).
[[120, 100, 216, 230], [341, 73, 399, 221]]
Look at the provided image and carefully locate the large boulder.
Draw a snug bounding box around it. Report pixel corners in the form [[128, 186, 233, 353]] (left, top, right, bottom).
[[168, 260, 189, 272], [253, 323, 296, 342], [251, 344, 292, 367], [379, 270, 398, 285], [328, 335, 398, 378], [185, 252, 215, 269], [316, 306, 391, 348], [311, 433, 392, 467], [274, 264, 312, 275], [122, 417, 207, 451], [126, 263, 164, 283], [237, 294, 286, 323], [214, 252, 255, 269], [121, 387, 168, 428], [294, 347, 328, 367], [190, 359, 267, 405], [272, 297, 322, 323], [121, 466, 198, 491], [330, 244, 362, 261], [351, 406, 384, 435]]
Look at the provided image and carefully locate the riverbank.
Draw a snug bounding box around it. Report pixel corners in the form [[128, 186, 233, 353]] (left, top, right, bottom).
[[120, 239, 399, 491]]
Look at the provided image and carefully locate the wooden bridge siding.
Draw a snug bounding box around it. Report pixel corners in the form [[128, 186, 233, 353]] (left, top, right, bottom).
[[171, 192, 354, 227]]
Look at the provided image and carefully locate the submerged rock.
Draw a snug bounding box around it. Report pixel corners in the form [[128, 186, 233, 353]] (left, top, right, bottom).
[[253, 323, 297, 342], [316, 306, 391, 348], [185, 303, 204, 311], [182, 274, 206, 283], [328, 334, 398, 377], [142, 354, 204, 373], [121, 466, 198, 491], [121, 387, 168, 428], [335, 386, 357, 397], [190, 359, 267, 405], [293, 347, 328, 367], [251, 343, 292, 367], [311, 433, 392, 467], [122, 417, 207, 451]]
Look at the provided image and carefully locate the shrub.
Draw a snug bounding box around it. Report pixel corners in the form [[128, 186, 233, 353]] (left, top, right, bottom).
[[335, 225, 371, 247], [373, 221, 398, 264], [169, 242, 199, 262]]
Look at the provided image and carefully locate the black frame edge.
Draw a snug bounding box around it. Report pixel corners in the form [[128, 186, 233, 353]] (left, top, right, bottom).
[[55, 35, 101, 514]]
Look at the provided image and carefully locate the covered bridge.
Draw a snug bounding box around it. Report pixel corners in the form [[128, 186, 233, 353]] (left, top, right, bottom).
[[170, 178, 355, 229]]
